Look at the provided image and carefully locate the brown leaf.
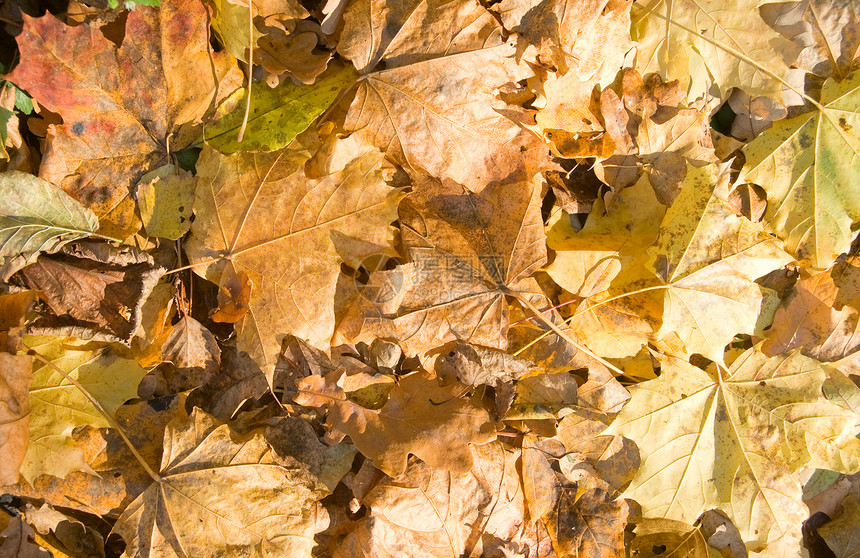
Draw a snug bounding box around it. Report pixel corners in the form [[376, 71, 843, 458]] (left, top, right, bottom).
[[544, 488, 628, 558], [0, 516, 50, 558], [7, 0, 242, 236], [0, 290, 38, 352], [255, 20, 332, 85], [763, 254, 860, 367], [159, 316, 221, 390], [522, 433, 561, 521], [493, 0, 634, 84], [185, 143, 402, 382], [17, 243, 163, 343], [208, 269, 251, 324], [188, 346, 268, 420], [22, 502, 105, 558], [340, 176, 547, 355], [0, 352, 32, 485], [337, 0, 549, 191], [294, 369, 496, 476], [628, 519, 709, 558], [113, 409, 329, 558], [332, 443, 524, 558]]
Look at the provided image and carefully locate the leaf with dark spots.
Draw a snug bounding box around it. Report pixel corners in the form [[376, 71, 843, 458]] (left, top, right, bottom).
[[7, 0, 242, 237]]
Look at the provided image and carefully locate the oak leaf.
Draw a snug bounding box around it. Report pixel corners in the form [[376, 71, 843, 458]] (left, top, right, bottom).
[[606, 346, 860, 554], [7, 0, 242, 237], [113, 409, 328, 558], [185, 143, 402, 381], [294, 369, 496, 476], [739, 72, 860, 269]]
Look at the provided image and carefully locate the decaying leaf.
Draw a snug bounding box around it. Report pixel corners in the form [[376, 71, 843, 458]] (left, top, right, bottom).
[[8, 0, 242, 236], [295, 369, 495, 476], [113, 409, 329, 558], [185, 142, 402, 381], [135, 165, 196, 241], [607, 346, 860, 553], [17, 242, 164, 343]]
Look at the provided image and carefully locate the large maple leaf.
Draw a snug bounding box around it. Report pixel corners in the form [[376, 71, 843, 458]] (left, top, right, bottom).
[[631, 0, 794, 98], [647, 164, 793, 363], [739, 73, 860, 270], [185, 142, 402, 382], [8, 0, 241, 237], [606, 346, 860, 555], [113, 409, 328, 558], [336, 0, 549, 192]]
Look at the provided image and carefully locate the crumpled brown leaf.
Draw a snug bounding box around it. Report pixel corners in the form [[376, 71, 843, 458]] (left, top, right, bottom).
[[16, 242, 163, 344], [294, 369, 496, 476], [7, 0, 242, 237]]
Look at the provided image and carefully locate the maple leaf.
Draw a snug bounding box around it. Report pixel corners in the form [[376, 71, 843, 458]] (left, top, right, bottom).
[[647, 164, 793, 363], [339, 175, 547, 355], [185, 142, 402, 381], [739, 72, 860, 270], [294, 369, 496, 476], [21, 336, 148, 481], [113, 409, 329, 558], [631, 0, 794, 98], [606, 346, 860, 554], [791, 0, 860, 80], [336, 0, 548, 191], [763, 253, 860, 367], [7, 0, 242, 237], [331, 443, 523, 558]]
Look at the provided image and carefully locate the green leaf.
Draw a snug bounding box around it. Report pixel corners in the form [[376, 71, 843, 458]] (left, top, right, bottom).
[[21, 336, 148, 481], [203, 62, 357, 154], [739, 73, 860, 270], [135, 164, 196, 240], [0, 172, 99, 274]]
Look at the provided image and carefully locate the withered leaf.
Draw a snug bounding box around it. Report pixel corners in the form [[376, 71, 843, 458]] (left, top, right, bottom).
[[294, 369, 496, 476], [544, 487, 628, 558], [337, 0, 548, 191], [185, 143, 401, 382], [340, 176, 547, 356], [0, 352, 32, 485], [8, 0, 241, 237], [17, 243, 163, 343], [113, 409, 329, 558]]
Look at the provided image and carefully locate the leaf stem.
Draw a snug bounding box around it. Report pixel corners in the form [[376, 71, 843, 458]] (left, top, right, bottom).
[[510, 290, 625, 376], [236, 1, 254, 143], [512, 284, 668, 357], [24, 344, 162, 483]]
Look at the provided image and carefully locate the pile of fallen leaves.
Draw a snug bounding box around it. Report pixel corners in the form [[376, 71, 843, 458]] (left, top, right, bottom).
[[1, 0, 860, 555]]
